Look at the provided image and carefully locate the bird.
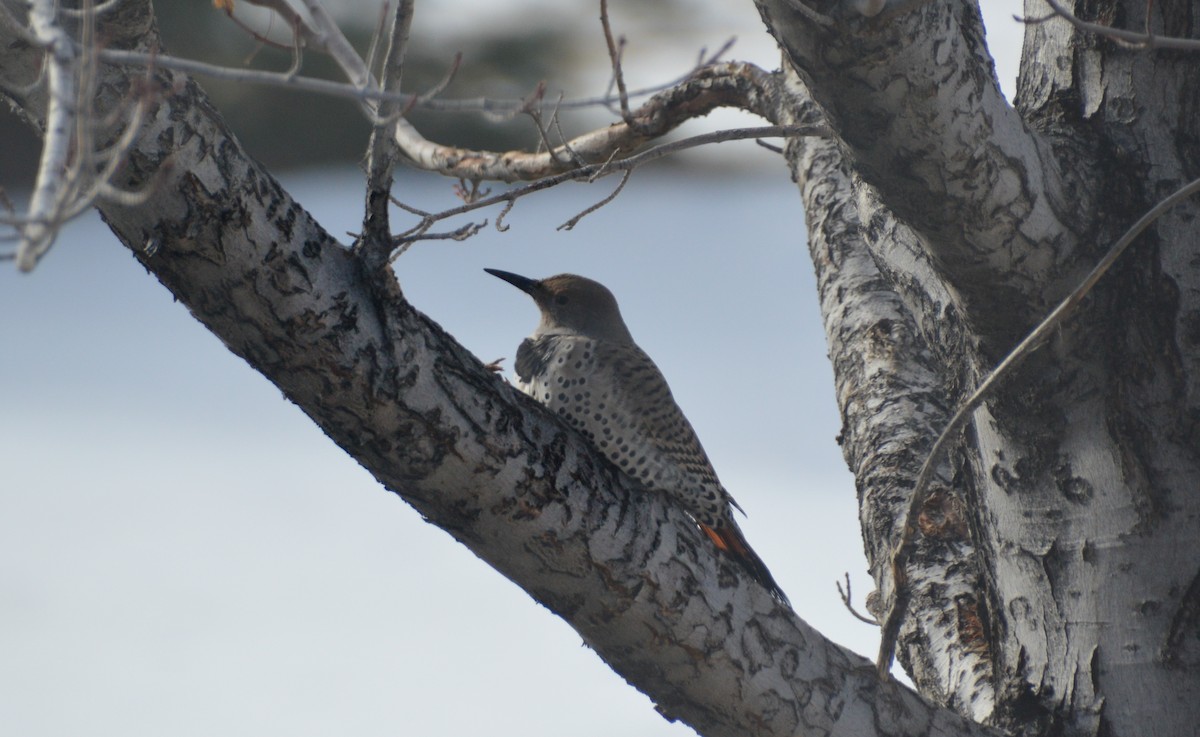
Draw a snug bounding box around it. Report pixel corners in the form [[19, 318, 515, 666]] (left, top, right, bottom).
[[485, 268, 790, 606]]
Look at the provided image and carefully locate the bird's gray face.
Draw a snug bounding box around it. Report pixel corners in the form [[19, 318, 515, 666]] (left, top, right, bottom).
[[486, 269, 634, 343]]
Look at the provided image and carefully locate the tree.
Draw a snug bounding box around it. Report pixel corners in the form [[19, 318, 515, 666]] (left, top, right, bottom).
[[3, 1, 1198, 736]]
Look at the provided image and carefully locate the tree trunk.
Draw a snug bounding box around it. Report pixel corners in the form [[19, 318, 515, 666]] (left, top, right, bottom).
[[762, 1, 1200, 735]]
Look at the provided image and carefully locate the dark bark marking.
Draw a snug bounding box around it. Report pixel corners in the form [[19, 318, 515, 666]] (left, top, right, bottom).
[[1164, 565, 1200, 667]]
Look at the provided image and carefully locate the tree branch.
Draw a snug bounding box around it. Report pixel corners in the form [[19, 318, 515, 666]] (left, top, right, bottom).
[[383, 124, 822, 256], [390, 61, 801, 182], [755, 0, 1089, 351], [780, 67, 995, 718], [92, 47, 723, 115], [1, 4, 1003, 737], [359, 0, 414, 263]]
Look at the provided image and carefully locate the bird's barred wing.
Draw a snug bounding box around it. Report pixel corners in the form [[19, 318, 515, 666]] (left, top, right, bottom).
[[587, 341, 741, 524]]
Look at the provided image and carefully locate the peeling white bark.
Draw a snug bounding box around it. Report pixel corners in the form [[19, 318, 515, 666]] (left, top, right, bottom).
[[756, 0, 1093, 352], [780, 67, 995, 722]]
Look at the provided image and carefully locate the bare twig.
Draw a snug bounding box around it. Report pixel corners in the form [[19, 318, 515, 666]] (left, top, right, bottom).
[[388, 219, 486, 262], [548, 92, 586, 167], [360, 0, 414, 261], [494, 197, 517, 232], [585, 148, 621, 184], [94, 45, 716, 117], [557, 169, 632, 231], [294, 0, 373, 87], [599, 0, 631, 122], [875, 173, 1200, 677], [519, 82, 568, 162], [376, 123, 820, 256], [389, 198, 430, 218], [837, 573, 879, 626], [412, 52, 462, 106], [695, 37, 736, 68], [454, 179, 490, 203], [363, 1, 391, 79], [755, 138, 785, 154]]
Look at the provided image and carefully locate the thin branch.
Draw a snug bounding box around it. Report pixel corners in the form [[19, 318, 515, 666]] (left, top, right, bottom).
[[93, 45, 714, 117], [837, 573, 879, 626], [293, 0, 372, 87], [16, 0, 79, 272], [411, 51, 462, 106], [366, 123, 817, 259], [518, 82, 565, 161], [557, 169, 631, 231], [494, 197, 517, 232], [695, 37, 736, 68], [360, 0, 413, 261], [388, 219, 486, 262], [395, 124, 822, 232], [875, 173, 1200, 676], [336, 120, 811, 266], [548, 92, 586, 167], [363, 1, 391, 80], [585, 147, 621, 183], [755, 138, 785, 154], [453, 178, 490, 203], [599, 0, 631, 122]]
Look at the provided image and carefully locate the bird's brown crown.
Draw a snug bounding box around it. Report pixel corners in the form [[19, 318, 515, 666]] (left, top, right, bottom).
[[488, 270, 635, 343]]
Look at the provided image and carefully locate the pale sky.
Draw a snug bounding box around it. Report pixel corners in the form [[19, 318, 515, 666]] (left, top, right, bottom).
[[0, 4, 1025, 737]]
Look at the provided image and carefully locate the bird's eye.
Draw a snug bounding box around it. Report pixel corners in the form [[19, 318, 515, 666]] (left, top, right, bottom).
[[555, 295, 569, 305]]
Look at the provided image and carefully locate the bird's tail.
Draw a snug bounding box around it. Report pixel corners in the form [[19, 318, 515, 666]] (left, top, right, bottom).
[[699, 522, 791, 607]]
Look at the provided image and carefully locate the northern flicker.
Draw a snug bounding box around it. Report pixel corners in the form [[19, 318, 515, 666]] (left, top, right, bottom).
[[486, 268, 790, 605]]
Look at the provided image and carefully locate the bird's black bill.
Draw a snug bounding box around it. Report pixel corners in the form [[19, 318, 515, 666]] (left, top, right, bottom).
[[484, 268, 538, 294]]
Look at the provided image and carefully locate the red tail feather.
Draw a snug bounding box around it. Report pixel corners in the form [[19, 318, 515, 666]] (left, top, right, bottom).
[[699, 523, 790, 606]]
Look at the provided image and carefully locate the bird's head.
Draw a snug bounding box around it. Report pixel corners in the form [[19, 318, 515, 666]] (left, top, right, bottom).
[[486, 269, 634, 343]]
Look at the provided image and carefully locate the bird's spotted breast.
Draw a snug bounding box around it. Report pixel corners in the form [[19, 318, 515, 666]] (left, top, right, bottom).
[[515, 334, 732, 528]]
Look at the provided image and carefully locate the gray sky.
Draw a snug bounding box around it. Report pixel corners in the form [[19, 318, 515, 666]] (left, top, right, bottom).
[[0, 4, 1025, 736]]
